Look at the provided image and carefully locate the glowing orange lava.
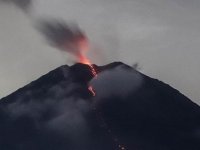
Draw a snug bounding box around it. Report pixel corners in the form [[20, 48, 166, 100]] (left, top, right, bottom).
[[87, 65, 97, 96], [79, 55, 97, 77], [79, 54, 97, 96], [88, 86, 96, 96]]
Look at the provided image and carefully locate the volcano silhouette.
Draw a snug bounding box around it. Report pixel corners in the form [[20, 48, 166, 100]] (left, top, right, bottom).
[[0, 62, 200, 150]]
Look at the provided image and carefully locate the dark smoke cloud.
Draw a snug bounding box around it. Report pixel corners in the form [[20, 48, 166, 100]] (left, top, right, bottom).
[[36, 20, 88, 59], [0, 0, 32, 11]]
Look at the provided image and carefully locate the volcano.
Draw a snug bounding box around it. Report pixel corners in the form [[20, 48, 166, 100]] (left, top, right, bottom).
[[0, 62, 200, 150]]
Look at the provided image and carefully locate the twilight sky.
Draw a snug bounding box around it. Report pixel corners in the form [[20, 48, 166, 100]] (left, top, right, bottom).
[[0, 0, 200, 104]]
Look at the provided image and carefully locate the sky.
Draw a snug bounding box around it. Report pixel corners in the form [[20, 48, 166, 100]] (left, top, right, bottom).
[[0, 0, 200, 104]]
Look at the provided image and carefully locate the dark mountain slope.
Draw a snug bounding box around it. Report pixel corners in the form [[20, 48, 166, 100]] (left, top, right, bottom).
[[0, 62, 200, 150]]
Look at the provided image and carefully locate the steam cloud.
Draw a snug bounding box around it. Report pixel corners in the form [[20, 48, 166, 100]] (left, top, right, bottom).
[[3, 69, 92, 147], [90, 65, 143, 100]]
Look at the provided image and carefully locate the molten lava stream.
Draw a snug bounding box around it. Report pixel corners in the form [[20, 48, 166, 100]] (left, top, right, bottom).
[[87, 64, 97, 96], [80, 57, 127, 150], [80, 56, 97, 77], [79, 56, 97, 96], [88, 86, 96, 96]]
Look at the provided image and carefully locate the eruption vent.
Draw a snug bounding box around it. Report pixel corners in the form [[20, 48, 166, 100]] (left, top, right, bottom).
[[37, 20, 97, 95]]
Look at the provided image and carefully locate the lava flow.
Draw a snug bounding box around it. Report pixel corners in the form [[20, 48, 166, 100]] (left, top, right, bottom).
[[88, 86, 96, 96], [79, 55, 97, 96]]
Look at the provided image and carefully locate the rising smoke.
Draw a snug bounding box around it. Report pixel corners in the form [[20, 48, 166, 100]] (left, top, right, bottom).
[[0, 0, 32, 11], [36, 20, 89, 63]]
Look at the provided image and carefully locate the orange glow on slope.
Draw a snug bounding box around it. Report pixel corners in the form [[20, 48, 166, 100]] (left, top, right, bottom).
[[79, 54, 97, 96], [86, 61, 97, 96], [79, 55, 97, 77], [88, 86, 96, 96]]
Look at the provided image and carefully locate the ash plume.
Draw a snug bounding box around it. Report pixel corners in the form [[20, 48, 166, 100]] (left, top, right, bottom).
[[36, 20, 89, 62], [0, 0, 32, 11]]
